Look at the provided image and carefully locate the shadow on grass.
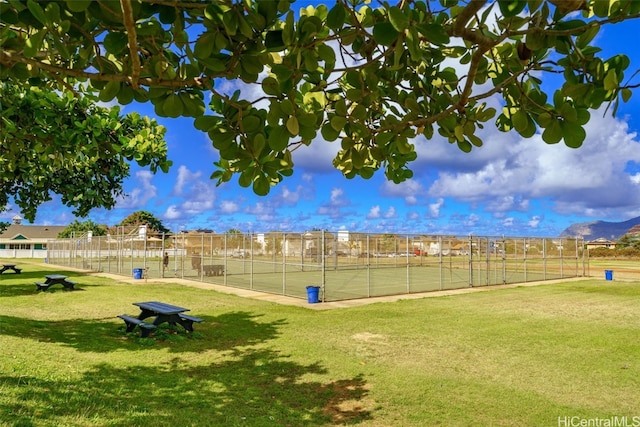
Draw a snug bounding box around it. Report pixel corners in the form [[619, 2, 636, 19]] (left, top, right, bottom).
[[0, 269, 91, 296], [0, 311, 286, 353], [1, 349, 372, 426]]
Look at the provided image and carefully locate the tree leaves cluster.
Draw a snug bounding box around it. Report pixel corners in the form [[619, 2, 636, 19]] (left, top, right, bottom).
[[0, 83, 171, 222], [1, 0, 639, 212], [117, 210, 170, 234], [57, 219, 108, 238]]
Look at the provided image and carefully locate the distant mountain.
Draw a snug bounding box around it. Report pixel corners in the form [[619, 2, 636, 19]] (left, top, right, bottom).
[[559, 216, 640, 241]]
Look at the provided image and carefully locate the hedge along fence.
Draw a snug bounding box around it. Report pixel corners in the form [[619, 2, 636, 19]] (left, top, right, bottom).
[[46, 231, 586, 302]]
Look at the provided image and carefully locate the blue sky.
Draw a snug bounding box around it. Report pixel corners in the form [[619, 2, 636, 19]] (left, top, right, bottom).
[[4, 5, 640, 237]]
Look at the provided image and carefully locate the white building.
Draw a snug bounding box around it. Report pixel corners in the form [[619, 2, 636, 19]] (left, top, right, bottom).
[[0, 216, 66, 258]]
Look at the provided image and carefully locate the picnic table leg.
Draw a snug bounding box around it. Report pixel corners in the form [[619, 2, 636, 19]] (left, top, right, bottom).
[[177, 318, 194, 332], [138, 309, 155, 320]]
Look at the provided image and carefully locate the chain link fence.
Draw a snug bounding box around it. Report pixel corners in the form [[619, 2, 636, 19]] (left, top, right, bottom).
[[46, 231, 586, 302]]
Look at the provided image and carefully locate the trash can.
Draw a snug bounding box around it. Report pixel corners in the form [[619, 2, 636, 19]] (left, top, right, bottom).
[[306, 286, 320, 304], [605, 270, 613, 281], [133, 268, 144, 280]]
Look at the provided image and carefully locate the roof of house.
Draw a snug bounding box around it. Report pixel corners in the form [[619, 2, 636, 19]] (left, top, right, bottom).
[[586, 237, 615, 244], [0, 224, 67, 240]]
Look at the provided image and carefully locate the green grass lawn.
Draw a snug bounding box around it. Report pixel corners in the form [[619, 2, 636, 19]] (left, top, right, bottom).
[[1, 264, 639, 426]]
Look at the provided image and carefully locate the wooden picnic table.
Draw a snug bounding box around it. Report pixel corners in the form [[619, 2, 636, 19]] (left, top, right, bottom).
[[0, 264, 22, 274], [202, 264, 224, 276], [118, 301, 203, 337], [35, 275, 77, 291]]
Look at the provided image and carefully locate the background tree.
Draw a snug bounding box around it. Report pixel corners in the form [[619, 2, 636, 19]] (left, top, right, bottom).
[[117, 210, 170, 234], [0, 221, 10, 233], [616, 233, 640, 250], [1, 0, 639, 209], [58, 219, 108, 238], [225, 228, 244, 249], [0, 82, 171, 222]]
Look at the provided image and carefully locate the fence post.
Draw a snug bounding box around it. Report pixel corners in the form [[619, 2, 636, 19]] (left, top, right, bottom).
[[321, 230, 326, 302], [468, 234, 473, 287]]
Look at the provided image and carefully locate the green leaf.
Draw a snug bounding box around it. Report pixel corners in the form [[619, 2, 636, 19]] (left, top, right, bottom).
[[388, 7, 409, 32], [262, 77, 280, 96], [251, 133, 266, 156], [603, 69, 618, 91], [286, 116, 299, 136], [498, 0, 527, 17], [194, 116, 220, 132], [321, 122, 340, 141], [44, 2, 61, 25], [103, 32, 128, 55], [457, 139, 472, 153], [253, 175, 271, 196], [326, 3, 346, 30], [268, 125, 290, 151], [222, 10, 238, 36], [592, 0, 610, 17], [576, 23, 599, 48], [542, 119, 562, 144], [242, 115, 262, 133], [27, 0, 47, 26], [373, 22, 399, 46], [525, 31, 545, 51], [561, 121, 585, 148], [163, 94, 184, 118], [415, 23, 450, 45], [265, 30, 285, 51], [66, 0, 92, 13], [99, 80, 120, 102], [512, 110, 529, 133], [575, 108, 590, 125], [194, 33, 214, 59], [23, 29, 47, 58], [454, 125, 464, 142], [621, 88, 632, 103], [280, 99, 294, 115], [330, 116, 347, 132], [238, 170, 253, 187]]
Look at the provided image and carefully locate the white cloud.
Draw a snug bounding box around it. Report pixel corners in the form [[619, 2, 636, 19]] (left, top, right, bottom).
[[464, 213, 481, 228], [528, 215, 542, 228], [162, 166, 216, 221], [246, 202, 276, 221], [425, 110, 640, 219], [367, 205, 381, 219], [164, 205, 182, 220], [219, 200, 240, 214], [174, 165, 202, 196], [117, 171, 157, 209], [429, 198, 445, 218], [380, 179, 426, 204]]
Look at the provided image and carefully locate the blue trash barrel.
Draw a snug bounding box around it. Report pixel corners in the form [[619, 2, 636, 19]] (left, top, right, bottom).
[[605, 270, 613, 281], [306, 286, 320, 303], [133, 268, 144, 280]]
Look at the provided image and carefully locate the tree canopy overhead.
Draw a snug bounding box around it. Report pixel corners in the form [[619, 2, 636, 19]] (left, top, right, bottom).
[[1, 82, 171, 222], [1, 0, 639, 209]]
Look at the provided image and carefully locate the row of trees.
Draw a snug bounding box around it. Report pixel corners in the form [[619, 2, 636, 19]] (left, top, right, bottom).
[[589, 233, 640, 257], [56, 210, 170, 238], [2, 0, 639, 222]]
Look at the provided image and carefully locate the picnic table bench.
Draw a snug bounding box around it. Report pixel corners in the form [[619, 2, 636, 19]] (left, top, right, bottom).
[[118, 301, 203, 337], [117, 315, 157, 338], [0, 264, 22, 274], [35, 274, 77, 291], [202, 264, 224, 276]]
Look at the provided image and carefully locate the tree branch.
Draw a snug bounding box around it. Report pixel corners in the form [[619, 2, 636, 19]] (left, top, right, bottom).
[[120, 0, 141, 89], [0, 50, 208, 89]]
